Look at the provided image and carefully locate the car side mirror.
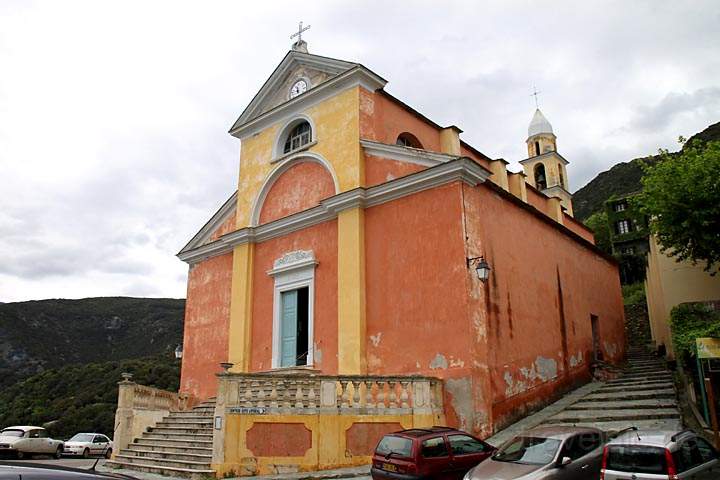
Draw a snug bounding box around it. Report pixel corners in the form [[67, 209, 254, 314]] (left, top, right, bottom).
[[559, 456, 572, 467]]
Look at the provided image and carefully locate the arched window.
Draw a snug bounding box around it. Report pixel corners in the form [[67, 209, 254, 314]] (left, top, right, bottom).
[[534, 164, 547, 190], [395, 132, 423, 149], [283, 121, 312, 154], [534, 141, 540, 156], [558, 164, 565, 188]]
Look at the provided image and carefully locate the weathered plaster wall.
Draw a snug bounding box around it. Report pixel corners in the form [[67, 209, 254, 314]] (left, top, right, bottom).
[[364, 155, 424, 187], [364, 182, 486, 432], [250, 221, 339, 373], [258, 162, 335, 224], [209, 209, 238, 242], [462, 184, 625, 432], [235, 87, 361, 228], [181, 253, 233, 401], [360, 89, 442, 152], [563, 213, 595, 243]]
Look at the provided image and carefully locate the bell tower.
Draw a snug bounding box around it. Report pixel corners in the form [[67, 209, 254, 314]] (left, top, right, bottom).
[[520, 108, 573, 216]]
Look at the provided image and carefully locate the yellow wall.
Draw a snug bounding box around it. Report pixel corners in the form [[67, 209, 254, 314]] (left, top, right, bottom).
[[235, 86, 363, 228], [645, 235, 720, 358], [228, 243, 254, 372], [215, 412, 443, 477]]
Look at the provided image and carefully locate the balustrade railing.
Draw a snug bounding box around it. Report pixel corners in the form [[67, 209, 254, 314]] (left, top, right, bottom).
[[216, 372, 443, 415]]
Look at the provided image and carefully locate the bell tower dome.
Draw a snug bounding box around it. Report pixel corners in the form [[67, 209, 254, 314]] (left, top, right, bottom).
[[520, 108, 574, 216]]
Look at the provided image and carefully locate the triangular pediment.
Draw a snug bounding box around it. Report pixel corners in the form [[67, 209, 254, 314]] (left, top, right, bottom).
[[178, 192, 237, 255], [230, 51, 357, 132]]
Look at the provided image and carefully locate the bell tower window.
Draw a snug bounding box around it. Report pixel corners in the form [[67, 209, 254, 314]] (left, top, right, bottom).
[[558, 165, 565, 189], [534, 141, 540, 156], [534, 163, 547, 190], [283, 121, 312, 154]]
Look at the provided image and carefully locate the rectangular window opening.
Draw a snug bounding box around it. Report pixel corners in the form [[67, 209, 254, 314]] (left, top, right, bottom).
[[280, 286, 310, 367]]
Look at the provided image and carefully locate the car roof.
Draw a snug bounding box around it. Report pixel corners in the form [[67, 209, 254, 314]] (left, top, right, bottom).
[[391, 427, 461, 438], [608, 429, 690, 448], [520, 425, 603, 440], [2, 426, 43, 432]]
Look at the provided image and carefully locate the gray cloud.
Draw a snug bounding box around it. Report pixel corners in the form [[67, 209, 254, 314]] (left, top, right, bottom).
[[1, 0, 719, 301]]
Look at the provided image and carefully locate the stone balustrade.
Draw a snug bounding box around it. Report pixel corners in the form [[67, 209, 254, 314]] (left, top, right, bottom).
[[216, 372, 443, 415]]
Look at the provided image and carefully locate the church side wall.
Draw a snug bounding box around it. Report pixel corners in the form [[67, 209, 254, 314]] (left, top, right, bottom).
[[180, 252, 233, 402], [462, 184, 625, 433], [250, 221, 339, 373], [563, 213, 595, 243], [364, 154, 425, 187]]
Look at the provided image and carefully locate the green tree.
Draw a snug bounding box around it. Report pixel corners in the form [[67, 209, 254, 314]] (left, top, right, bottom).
[[636, 139, 720, 274], [584, 210, 612, 255]]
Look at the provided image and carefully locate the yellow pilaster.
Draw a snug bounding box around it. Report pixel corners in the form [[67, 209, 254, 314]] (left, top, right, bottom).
[[228, 243, 254, 372], [337, 207, 366, 374]]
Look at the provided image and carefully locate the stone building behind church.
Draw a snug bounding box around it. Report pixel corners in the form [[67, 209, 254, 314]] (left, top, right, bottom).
[[111, 41, 625, 477]]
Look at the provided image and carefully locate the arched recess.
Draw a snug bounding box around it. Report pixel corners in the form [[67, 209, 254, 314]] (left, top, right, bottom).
[[534, 163, 547, 190], [250, 152, 339, 227], [272, 114, 318, 159], [395, 132, 423, 149]]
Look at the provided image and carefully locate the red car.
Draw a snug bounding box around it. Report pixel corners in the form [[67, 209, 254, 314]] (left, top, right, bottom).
[[371, 426, 496, 480]]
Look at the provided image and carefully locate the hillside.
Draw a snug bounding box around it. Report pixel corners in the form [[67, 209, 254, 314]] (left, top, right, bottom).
[[573, 121, 720, 221], [0, 355, 180, 439], [0, 297, 184, 389]]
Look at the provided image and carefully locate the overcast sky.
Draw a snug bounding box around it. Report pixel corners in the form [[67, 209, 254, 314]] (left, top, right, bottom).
[[1, 1, 718, 302]]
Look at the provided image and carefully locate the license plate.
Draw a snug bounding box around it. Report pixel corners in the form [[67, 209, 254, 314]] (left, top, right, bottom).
[[382, 463, 397, 472]]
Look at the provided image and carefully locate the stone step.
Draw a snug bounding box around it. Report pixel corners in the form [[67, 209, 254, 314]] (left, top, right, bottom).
[[596, 383, 674, 393], [132, 437, 212, 448], [120, 448, 212, 463], [549, 418, 683, 435], [156, 421, 212, 429], [142, 432, 214, 442], [168, 412, 214, 419], [148, 426, 213, 435], [607, 375, 673, 386], [127, 442, 212, 456], [566, 398, 678, 411], [105, 459, 215, 479], [616, 372, 673, 381], [582, 388, 676, 402], [115, 453, 212, 471], [545, 408, 680, 424]]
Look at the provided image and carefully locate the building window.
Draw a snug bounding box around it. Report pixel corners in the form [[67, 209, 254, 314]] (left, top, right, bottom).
[[283, 121, 312, 154], [269, 250, 317, 369], [396, 132, 423, 149], [534, 141, 540, 156], [534, 163, 547, 190], [621, 246, 635, 255], [616, 219, 631, 235], [558, 165, 565, 188], [614, 201, 627, 212]]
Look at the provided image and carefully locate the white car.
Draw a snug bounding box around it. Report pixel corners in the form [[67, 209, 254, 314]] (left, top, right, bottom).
[[63, 433, 113, 458], [0, 426, 64, 459]]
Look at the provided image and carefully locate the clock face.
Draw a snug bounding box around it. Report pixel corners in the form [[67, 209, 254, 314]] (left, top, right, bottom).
[[290, 79, 307, 98]]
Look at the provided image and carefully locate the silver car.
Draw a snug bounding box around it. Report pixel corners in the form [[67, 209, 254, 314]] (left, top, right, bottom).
[[62, 433, 113, 458], [463, 426, 606, 479], [602, 428, 720, 479]]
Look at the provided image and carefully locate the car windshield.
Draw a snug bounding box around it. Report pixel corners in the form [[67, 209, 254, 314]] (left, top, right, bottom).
[[69, 434, 95, 442], [375, 435, 413, 458], [493, 436, 561, 465], [0, 429, 25, 438]]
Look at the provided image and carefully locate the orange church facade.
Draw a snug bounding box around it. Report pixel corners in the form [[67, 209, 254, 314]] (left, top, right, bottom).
[[176, 44, 626, 441]]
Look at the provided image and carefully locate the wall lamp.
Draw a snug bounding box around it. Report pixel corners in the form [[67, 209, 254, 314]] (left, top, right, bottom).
[[174, 344, 183, 359], [467, 256, 491, 282]]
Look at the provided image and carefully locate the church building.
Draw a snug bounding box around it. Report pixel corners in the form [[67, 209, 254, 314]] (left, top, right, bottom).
[[167, 38, 625, 474]]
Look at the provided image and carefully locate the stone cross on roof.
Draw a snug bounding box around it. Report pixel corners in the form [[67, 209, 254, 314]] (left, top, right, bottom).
[[531, 85, 541, 109], [291, 21, 311, 46]]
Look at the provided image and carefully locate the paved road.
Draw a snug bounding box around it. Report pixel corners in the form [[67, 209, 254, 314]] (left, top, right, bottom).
[[0, 457, 107, 469]]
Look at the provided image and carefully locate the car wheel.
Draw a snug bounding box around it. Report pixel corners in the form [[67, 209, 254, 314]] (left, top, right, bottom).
[[105, 448, 112, 459], [16, 451, 25, 460], [82, 448, 90, 459], [55, 447, 63, 459]]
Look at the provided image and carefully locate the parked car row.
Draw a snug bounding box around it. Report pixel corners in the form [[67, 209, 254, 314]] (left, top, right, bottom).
[[371, 425, 720, 479], [0, 426, 112, 460]]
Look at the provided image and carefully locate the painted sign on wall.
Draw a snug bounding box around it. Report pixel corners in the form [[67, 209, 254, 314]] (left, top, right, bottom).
[[697, 338, 720, 359]]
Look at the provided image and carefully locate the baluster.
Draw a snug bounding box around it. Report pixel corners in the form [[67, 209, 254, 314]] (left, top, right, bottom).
[[400, 381, 410, 408], [256, 381, 267, 408], [284, 381, 294, 408], [352, 380, 361, 408], [377, 381, 387, 411], [244, 383, 253, 407], [388, 380, 398, 408], [269, 382, 279, 408], [295, 381, 304, 409], [307, 381, 317, 409], [365, 380, 375, 408], [340, 380, 350, 408]]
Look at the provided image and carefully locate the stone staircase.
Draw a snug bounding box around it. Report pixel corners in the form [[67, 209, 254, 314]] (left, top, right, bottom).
[[106, 398, 216, 478], [544, 346, 682, 432]]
